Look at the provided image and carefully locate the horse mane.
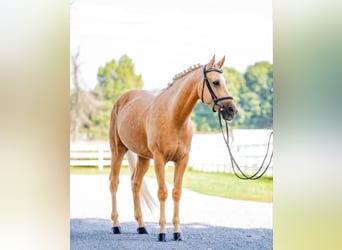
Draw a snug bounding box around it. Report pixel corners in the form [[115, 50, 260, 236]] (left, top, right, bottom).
[[167, 63, 203, 88]]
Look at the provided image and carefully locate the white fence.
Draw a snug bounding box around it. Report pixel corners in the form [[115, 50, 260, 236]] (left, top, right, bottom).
[[188, 130, 273, 176], [70, 145, 174, 171], [70, 144, 113, 171], [70, 130, 273, 175]]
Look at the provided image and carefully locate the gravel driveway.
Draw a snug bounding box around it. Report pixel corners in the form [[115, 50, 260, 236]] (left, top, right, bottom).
[[70, 175, 272, 249]]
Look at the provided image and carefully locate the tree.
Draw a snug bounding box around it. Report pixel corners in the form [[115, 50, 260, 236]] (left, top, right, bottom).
[[222, 67, 248, 128], [87, 55, 144, 140], [96, 55, 143, 100], [242, 62, 273, 128], [70, 50, 100, 142]]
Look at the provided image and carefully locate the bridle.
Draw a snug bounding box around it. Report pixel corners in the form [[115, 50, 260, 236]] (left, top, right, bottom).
[[201, 64, 273, 180], [201, 64, 234, 112]]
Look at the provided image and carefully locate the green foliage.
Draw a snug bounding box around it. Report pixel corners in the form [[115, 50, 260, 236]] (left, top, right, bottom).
[[96, 55, 143, 101], [222, 67, 248, 128], [242, 62, 273, 128], [191, 102, 219, 132]]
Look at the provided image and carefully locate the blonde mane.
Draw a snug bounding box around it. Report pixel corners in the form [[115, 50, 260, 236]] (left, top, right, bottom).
[[167, 63, 202, 87]]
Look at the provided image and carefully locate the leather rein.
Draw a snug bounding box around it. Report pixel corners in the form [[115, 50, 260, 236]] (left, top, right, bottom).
[[200, 64, 274, 180]]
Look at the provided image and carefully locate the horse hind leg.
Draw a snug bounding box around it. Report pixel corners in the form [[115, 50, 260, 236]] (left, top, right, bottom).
[[109, 145, 127, 234], [129, 153, 151, 234]]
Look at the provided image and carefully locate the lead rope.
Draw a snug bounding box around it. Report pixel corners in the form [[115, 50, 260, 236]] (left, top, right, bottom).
[[218, 111, 274, 180]]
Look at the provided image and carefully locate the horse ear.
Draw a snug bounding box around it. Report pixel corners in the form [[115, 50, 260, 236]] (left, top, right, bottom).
[[216, 56, 225, 69], [207, 55, 215, 68]]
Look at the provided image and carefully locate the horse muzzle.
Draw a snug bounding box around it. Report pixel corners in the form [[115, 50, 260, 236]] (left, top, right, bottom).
[[219, 103, 238, 121]]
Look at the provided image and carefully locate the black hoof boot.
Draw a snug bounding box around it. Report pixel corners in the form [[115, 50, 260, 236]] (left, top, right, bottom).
[[173, 232, 183, 241], [158, 233, 167, 242], [112, 226, 122, 234], [137, 227, 148, 234]]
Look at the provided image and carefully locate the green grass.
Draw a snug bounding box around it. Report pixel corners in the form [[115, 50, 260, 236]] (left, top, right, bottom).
[[175, 168, 272, 202], [70, 166, 272, 202]]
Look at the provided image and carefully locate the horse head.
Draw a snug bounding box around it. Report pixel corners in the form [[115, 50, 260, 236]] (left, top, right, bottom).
[[198, 55, 238, 121]]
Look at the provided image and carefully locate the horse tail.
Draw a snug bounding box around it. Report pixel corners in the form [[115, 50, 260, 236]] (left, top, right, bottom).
[[126, 150, 157, 213]]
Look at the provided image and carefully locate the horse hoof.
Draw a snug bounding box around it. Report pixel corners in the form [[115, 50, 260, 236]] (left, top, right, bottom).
[[158, 233, 167, 242], [112, 226, 122, 234], [137, 227, 148, 234], [173, 232, 183, 241]]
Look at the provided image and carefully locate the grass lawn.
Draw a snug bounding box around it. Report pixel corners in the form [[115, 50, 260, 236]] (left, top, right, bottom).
[[70, 166, 272, 202]]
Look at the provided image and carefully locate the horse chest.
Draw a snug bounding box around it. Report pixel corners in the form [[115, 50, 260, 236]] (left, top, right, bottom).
[[156, 132, 192, 162], [161, 142, 186, 162]]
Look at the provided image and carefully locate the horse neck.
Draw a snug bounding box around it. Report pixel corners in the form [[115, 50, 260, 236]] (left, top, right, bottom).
[[161, 70, 201, 127]]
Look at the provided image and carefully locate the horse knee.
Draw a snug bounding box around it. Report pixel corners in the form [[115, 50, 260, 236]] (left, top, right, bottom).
[[158, 188, 168, 201], [172, 188, 182, 201]]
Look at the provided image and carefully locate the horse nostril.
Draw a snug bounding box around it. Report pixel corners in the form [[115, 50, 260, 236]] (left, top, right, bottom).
[[228, 106, 234, 113]]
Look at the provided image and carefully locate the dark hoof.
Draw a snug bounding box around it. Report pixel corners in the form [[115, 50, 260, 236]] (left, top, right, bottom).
[[137, 227, 148, 234], [173, 232, 183, 241], [112, 226, 122, 234], [158, 233, 167, 242]]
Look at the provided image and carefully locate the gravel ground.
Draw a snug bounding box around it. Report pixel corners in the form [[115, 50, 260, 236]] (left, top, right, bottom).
[[70, 175, 272, 249]]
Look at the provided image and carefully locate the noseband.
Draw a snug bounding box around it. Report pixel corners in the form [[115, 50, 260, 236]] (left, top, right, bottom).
[[201, 64, 234, 112]]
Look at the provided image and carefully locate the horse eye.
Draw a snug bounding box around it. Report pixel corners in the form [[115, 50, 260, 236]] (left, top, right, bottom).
[[213, 81, 220, 86]]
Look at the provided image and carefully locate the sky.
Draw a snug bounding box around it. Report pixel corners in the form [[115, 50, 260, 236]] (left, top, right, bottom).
[[70, 0, 272, 90]]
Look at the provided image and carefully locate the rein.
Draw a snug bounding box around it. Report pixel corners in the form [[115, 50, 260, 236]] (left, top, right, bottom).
[[201, 64, 273, 180], [218, 111, 274, 180]]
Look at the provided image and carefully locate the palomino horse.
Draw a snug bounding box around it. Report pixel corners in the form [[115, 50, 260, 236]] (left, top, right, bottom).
[[109, 55, 237, 241]]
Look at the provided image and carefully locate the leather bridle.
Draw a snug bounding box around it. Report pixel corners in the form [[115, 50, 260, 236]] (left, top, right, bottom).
[[201, 64, 234, 112]]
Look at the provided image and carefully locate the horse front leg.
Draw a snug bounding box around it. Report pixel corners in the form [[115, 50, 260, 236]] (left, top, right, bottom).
[[153, 153, 168, 242], [172, 155, 189, 241]]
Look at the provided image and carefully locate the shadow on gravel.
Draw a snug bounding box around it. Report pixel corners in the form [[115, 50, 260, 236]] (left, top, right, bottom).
[[71, 218, 272, 250]]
